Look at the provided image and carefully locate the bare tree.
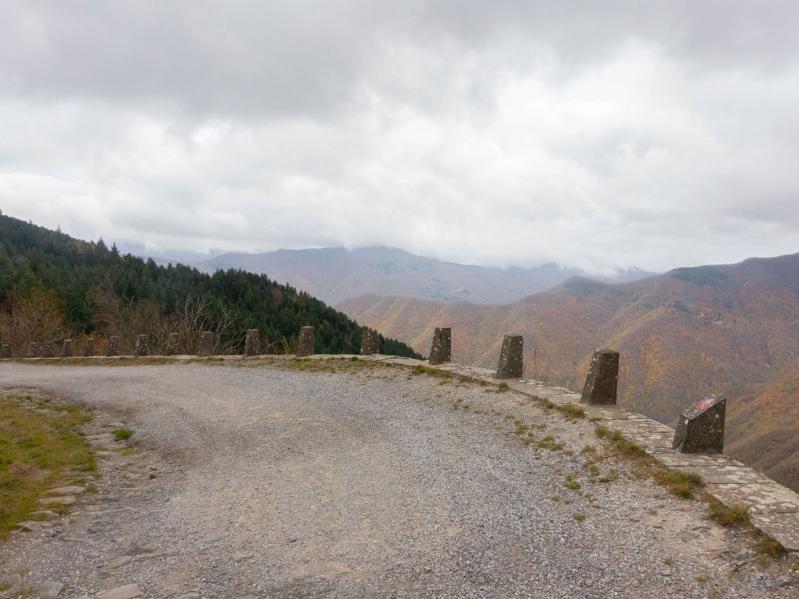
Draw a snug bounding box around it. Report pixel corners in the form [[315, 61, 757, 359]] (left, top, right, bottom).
[[170, 295, 237, 355], [0, 288, 67, 354]]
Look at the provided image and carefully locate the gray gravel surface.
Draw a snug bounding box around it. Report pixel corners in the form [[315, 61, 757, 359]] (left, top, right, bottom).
[[0, 360, 795, 598]]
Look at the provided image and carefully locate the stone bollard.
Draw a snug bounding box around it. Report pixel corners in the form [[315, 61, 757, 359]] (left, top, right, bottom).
[[28, 342, 41, 358], [580, 349, 619, 405], [83, 338, 96, 357], [673, 396, 726, 454], [360, 328, 380, 355], [135, 335, 148, 356], [244, 329, 260, 357], [62, 339, 73, 358], [0, 343, 10, 358], [428, 327, 451, 365], [297, 326, 315, 357], [496, 335, 523, 379], [199, 331, 215, 356], [107, 336, 120, 357], [166, 333, 180, 356]]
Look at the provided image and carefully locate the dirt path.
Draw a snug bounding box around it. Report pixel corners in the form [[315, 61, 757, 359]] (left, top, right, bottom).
[[0, 360, 794, 598]]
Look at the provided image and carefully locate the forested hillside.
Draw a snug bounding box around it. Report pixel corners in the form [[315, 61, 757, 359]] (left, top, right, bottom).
[[0, 213, 420, 358], [341, 254, 799, 492]]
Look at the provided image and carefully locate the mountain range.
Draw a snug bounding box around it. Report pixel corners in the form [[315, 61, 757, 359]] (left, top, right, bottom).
[[195, 247, 653, 305], [338, 254, 799, 492]]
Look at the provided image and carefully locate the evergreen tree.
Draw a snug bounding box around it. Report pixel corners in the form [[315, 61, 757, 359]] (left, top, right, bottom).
[[0, 213, 422, 358]]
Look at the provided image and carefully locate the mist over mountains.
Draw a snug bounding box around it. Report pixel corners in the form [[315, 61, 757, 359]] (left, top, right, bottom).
[[193, 246, 654, 305]]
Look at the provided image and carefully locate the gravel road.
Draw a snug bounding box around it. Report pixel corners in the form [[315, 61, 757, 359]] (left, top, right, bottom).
[[0, 360, 794, 598]]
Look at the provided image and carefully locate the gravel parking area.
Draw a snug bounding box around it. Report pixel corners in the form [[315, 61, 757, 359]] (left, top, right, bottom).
[[0, 360, 794, 598]]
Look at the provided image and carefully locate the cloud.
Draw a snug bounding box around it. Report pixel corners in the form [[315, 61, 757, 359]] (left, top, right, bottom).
[[1, 1, 799, 272]]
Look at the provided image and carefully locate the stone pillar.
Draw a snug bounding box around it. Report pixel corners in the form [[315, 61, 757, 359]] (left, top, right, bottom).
[[199, 331, 215, 356], [166, 333, 180, 356], [83, 338, 96, 357], [244, 329, 260, 357], [62, 339, 73, 358], [28, 342, 41, 358], [0, 343, 10, 358], [135, 335, 148, 356], [360, 328, 380, 355], [297, 326, 314, 357], [496, 335, 523, 379], [580, 349, 619, 405], [42, 342, 55, 358], [673, 396, 726, 454], [428, 327, 451, 365], [107, 336, 120, 357]]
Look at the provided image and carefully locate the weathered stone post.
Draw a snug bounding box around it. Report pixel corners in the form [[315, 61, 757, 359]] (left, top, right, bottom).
[[199, 331, 215, 356], [244, 329, 260, 357], [297, 326, 315, 357], [28, 342, 41, 358], [673, 397, 726, 454], [135, 335, 148, 356], [580, 349, 619, 405], [166, 333, 180, 356], [107, 336, 120, 357], [0, 343, 10, 358], [428, 327, 451, 365], [360, 328, 380, 355], [62, 339, 73, 358], [496, 335, 523, 379], [83, 338, 96, 357]]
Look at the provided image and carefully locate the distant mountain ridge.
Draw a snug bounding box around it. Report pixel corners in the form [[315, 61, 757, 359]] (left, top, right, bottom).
[[338, 252, 799, 492], [195, 246, 654, 305]]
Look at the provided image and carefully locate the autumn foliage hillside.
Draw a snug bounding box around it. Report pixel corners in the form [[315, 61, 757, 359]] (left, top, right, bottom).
[[339, 253, 799, 491]]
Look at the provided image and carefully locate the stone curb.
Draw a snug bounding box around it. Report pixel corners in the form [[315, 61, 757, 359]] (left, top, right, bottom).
[[356, 355, 799, 555]]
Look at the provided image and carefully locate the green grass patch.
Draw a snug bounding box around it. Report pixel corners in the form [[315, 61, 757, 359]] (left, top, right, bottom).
[[753, 532, 785, 558], [497, 382, 510, 392], [707, 498, 750, 527], [573, 513, 587, 522], [553, 403, 586, 420], [594, 425, 702, 499], [563, 474, 581, 491], [113, 427, 134, 441], [537, 435, 565, 451], [412, 365, 453, 379], [18, 356, 179, 367], [652, 468, 703, 499], [0, 395, 95, 539]]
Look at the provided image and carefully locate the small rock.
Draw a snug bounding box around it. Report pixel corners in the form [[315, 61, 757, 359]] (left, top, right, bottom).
[[96, 584, 142, 599], [47, 485, 85, 495], [1, 574, 22, 589], [32, 580, 64, 598], [774, 576, 791, 588], [30, 510, 61, 521], [17, 520, 43, 531], [106, 555, 133, 570], [39, 495, 76, 506]]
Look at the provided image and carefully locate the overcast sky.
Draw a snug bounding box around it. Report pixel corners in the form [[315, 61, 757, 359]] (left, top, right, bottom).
[[2, 1, 799, 273]]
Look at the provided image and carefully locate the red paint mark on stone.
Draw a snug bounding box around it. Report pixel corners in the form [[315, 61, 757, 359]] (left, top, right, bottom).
[[696, 398, 714, 411]]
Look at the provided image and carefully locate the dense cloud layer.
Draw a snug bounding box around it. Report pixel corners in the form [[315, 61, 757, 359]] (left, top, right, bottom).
[[2, 1, 799, 272]]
